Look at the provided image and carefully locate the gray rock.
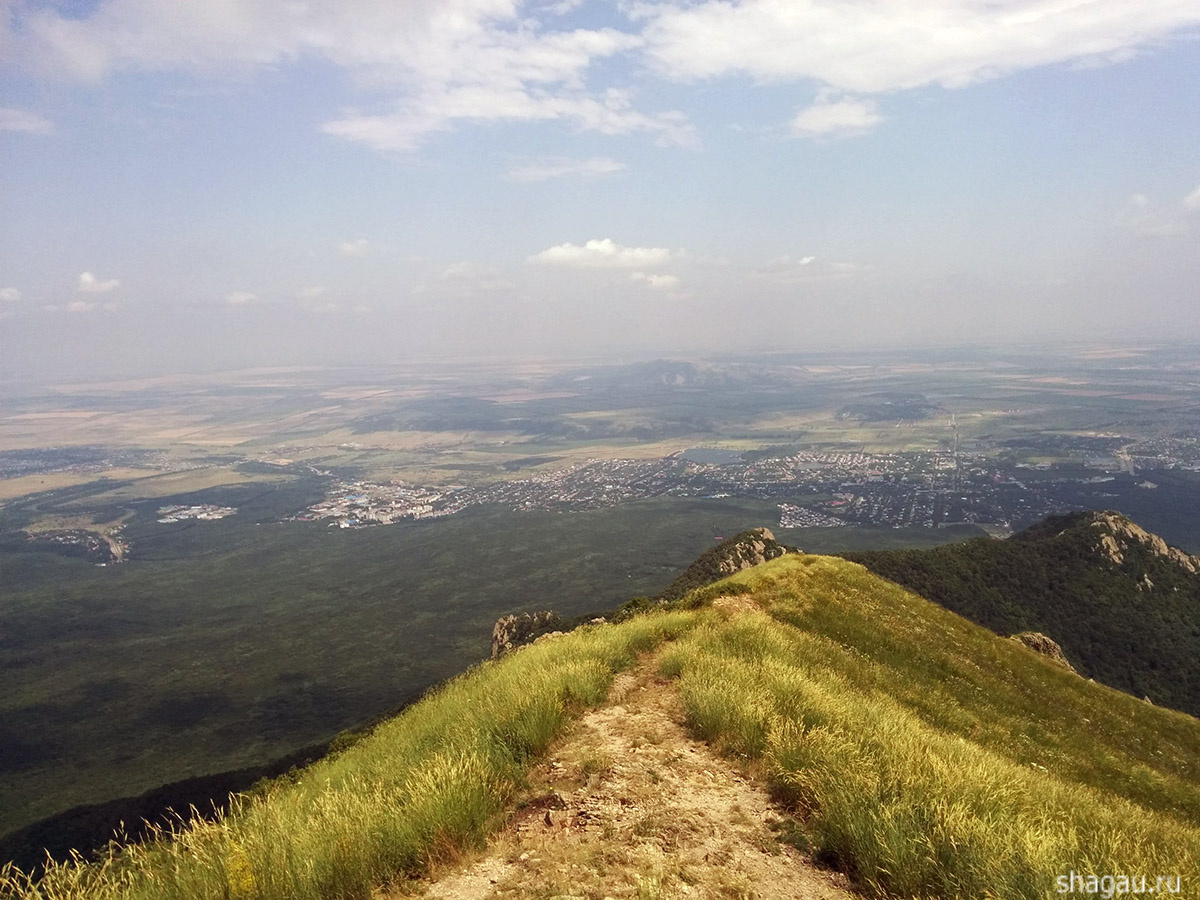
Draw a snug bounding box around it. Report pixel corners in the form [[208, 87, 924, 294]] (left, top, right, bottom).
[[491, 610, 562, 659]]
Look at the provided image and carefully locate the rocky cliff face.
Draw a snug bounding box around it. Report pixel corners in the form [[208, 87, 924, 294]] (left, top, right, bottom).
[[491, 611, 563, 659], [655, 527, 793, 603], [1086, 511, 1200, 573], [712, 527, 787, 574]]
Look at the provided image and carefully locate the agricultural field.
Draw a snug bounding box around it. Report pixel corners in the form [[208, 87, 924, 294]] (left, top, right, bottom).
[[4, 344, 1200, 847]]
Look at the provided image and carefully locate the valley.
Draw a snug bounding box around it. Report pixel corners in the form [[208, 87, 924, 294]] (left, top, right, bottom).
[[4, 346, 1200, 869]]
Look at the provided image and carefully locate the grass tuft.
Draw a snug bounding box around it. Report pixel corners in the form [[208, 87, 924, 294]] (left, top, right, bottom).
[[7, 552, 1200, 900], [660, 558, 1200, 899], [0, 612, 694, 900]]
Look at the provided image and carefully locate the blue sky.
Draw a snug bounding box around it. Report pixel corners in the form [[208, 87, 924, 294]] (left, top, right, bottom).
[[2, 0, 1200, 380]]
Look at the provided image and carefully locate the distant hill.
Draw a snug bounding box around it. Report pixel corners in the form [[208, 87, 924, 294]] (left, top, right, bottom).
[[844, 510, 1200, 716], [835, 390, 943, 422], [550, 358, 803, 392]]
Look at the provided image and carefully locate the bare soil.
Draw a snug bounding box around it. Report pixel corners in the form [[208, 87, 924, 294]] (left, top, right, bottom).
[[405, 657, 856, 900]]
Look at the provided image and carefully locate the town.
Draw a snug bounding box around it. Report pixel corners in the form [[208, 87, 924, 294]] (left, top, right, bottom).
[[287, 481, 449, 527], [286, 438, 1200, 533], [156, 504, 237, 523]]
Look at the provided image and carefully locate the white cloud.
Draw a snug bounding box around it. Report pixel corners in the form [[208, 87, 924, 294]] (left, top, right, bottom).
[[529, 238, 673, 267], [323, 87, 693, 152], [10, 1, 1200, 148], [441, 261, 482, 279], [58, 299, 118, 313], [338, 238, 370, 257], [1185, 185, 1200, 210], [0, 106, 53, 134], [437, 261, 515, 292], [77, 271, 120, 293], [0, 287, 22, 302], [791, 96, 882, 138], [1118, 193, 1187, 236], [13, 1, 692, 151], [507, 156, 626, 182], [225, 290, 257, 305], [631, 271, 679, 291], [297, 286, 328, 299], [640, 1, 1200, 94], [751, 255, 858, 284]]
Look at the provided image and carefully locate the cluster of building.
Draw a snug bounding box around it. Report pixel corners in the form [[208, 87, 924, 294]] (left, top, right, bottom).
[[28, 527, 128, 564], [289, 480, 450, 527], [432, 447, 1127, 530], [283, 438, 1200, 533], [1126, 437, 1200, 472], [156, 504, 237, 523], [778, 503, 847, 528], [464, 457, 698, 510], [0, 446, 177, 480]]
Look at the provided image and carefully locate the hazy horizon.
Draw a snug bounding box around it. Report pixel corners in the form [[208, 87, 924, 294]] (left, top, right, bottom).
[[3, 1, 1200, 381]]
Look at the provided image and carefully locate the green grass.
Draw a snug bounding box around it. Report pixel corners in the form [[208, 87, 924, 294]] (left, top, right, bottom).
[[0, 612, 694, 900], [843, 510, 1200, 716], [658, 555, 1200, 898], [7, 553, 1200, 899]]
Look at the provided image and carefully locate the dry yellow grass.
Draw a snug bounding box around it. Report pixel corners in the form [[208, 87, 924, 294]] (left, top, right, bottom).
[[23, 511, 132, 536], [62, 467, 291, 505], [0, 612, 696, 900], [0, 469, 160, 501], [418, 659, 853, 900]]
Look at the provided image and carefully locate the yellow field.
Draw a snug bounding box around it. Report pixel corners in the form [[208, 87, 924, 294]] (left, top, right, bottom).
[[24, 510, 132, 535], [24, 513, 106, 534], [0, 468, 162, 501], [63, 467, 293, 505]]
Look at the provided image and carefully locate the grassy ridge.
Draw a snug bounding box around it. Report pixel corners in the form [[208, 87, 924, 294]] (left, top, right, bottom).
[[842, 512, 1200, 716], [660, 555, 1200, 897], [6, 553, 1200, 899], [0, 613, 695, 900]]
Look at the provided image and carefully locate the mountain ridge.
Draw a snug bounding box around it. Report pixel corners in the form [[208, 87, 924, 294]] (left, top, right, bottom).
[[1028, 509, 1200, 573], [6, 512, 1200, 898], [845, 508, 1200, 715], [8, 547, 1197, 899]]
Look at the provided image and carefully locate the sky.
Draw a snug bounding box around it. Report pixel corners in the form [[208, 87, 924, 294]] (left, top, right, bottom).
[[2, 0, 1200, 381]]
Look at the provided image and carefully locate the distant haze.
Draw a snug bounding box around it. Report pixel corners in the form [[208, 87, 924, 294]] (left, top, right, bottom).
[[2, 1, 1200, 382]]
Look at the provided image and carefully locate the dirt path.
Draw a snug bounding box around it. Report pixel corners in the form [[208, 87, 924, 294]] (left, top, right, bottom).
[[410, 657, 856, 900]]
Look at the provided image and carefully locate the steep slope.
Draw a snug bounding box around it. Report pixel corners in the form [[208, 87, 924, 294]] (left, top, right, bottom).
[[844, 510, 1200, 715], [6, 551, 1199, 900], [659, 558, 1200, 898]]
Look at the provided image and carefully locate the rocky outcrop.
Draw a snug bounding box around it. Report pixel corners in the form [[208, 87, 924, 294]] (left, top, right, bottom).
[[714, 527, 784, 575], [655, 527, 794, 603], [1010, 632, 1078, 674], [491, 611, 563, 659], [1088, 511, 1200, 573]]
